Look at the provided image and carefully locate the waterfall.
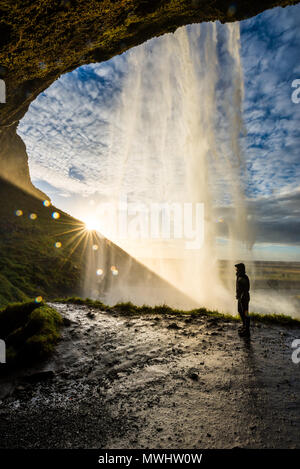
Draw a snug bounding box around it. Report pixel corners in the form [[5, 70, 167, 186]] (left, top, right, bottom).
[[85, 22, 253, 313]]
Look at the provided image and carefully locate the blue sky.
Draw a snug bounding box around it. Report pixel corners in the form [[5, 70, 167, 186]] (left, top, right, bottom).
[[240, 5, 300, 198], [18, 4, 300, 261]]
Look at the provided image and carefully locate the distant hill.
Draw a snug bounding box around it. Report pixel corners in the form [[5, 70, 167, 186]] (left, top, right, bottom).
[[218, 259, 300, 289], [0, 177, 192, 307]]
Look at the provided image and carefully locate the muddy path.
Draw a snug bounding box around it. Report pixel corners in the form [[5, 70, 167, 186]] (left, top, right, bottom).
[[0, 303, 299, 448]]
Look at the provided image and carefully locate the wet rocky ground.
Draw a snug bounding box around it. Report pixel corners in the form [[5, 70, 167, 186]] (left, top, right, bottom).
[[0, 302, 299, 448]]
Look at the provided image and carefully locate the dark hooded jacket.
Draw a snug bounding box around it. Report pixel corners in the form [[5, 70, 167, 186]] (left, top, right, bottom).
[[235, 264, 250, 301]]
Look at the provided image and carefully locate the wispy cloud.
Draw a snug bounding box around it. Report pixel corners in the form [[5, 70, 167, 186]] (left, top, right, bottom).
[[240, 4, 300, 199]]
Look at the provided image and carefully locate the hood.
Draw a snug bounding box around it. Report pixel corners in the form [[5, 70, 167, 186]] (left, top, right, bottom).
[[235, 262, 246, 275]]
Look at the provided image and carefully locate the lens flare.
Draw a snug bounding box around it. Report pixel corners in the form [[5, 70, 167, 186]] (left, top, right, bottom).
[[55, 241, 62, 248], [96, 268, 103, 276], [15, 209, 23, 216], [92, 244, 99, 251], [43, 200, 51, 207], [111, 266, 119, 276], [35, 296, 43, 303], [29, 213, 37, 220], [52, 212, 60, 219]]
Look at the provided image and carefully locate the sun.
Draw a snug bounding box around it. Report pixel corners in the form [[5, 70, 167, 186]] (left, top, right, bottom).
[[83, 215, 101, 232]]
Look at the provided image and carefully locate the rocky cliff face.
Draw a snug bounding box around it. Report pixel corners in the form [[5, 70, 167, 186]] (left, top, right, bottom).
[[0, 0, 298, 192], [0, 124, 46, 196]]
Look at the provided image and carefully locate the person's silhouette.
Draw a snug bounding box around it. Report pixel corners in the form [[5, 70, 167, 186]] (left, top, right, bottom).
[[235, 263, 250, 337]]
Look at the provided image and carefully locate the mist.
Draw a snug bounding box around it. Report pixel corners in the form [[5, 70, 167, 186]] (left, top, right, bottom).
[[80, 22, 253, 313]]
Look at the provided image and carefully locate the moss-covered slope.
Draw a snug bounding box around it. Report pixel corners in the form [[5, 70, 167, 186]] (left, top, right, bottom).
[[0, 177, 87, 305], [0, 300, 63, 365], [0, 177, 192, 307]]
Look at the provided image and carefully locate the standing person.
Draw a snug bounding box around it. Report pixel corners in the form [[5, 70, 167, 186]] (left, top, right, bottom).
[[235, 263, 250, 337]]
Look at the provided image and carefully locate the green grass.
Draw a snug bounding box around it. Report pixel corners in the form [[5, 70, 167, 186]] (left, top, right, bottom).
[[57, 297, 300, 327], [56, 296, 108, 310], [248, 312, 300, 326], [0, 273, 29, 305], [0, 300, 63, 366], [0, 178, 89, 307]]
